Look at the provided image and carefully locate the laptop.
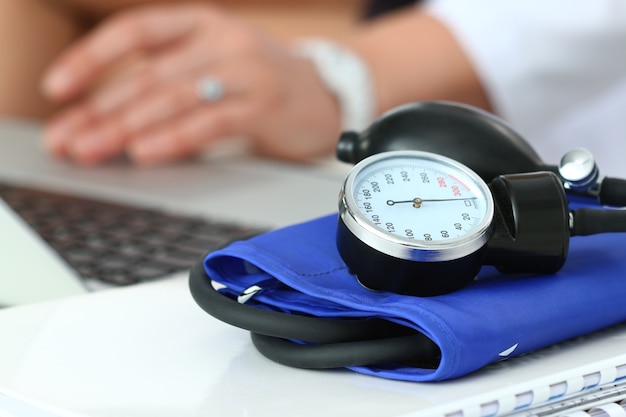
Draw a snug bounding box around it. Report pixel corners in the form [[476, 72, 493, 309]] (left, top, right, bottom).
[[0, 119, 348, 307]]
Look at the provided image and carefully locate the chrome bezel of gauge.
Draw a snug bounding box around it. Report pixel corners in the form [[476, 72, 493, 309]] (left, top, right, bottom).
[[338, 150, 495, 262]]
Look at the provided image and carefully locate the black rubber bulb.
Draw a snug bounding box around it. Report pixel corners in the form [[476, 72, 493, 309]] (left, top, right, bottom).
[[336, 101, 557, 182]]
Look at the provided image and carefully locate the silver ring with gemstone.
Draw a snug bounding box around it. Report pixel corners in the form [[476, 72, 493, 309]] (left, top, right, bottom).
[[196, 76, 225, 102]]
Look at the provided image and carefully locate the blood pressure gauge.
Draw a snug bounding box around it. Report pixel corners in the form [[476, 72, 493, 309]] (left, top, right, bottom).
[[337, 150, 495, 296], [334, 102, 626, 297]]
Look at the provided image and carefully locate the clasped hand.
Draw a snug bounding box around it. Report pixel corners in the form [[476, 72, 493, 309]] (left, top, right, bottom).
[[42, 3, 342, 165]]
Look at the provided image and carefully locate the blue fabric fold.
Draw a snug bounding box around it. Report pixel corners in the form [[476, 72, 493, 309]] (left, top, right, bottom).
[[204, 205, 626, 381]]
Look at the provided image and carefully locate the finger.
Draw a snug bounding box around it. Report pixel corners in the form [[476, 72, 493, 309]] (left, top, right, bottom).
[[127, 101, 249, 165], [119, 79, 205, 135], [42, 106, 94, 157], [65, 121, 128, 165], [45, 66, 231, 164], [92, 60, 243, 140], [41, 3, 209, 102], [68, 73, 230, 164], [88, 45, 219, 116], [88, 62, 159, 115]]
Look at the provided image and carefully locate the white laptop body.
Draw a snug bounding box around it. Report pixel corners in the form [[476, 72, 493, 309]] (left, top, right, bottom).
[[0, 119, 347, 307]]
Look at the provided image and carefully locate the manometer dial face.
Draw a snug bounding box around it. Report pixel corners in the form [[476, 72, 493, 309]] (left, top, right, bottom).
[[339, 151, 495, 262]]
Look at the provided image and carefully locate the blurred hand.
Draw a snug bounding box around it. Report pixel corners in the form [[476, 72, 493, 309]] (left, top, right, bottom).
[[41, 3, 341, 165]]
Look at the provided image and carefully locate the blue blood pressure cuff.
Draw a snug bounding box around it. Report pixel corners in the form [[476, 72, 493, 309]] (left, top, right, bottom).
[[199, 209, 626, 382]]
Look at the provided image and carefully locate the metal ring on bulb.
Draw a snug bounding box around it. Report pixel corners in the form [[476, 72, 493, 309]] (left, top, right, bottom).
[[558, 148, 599, 192]]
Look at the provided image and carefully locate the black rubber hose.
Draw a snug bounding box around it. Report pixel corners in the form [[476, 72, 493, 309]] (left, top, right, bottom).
[[570, 208, 626, 236], [188, 260, 442, 369], [599, 177, 626, 207], [250, 332, 440, 369]]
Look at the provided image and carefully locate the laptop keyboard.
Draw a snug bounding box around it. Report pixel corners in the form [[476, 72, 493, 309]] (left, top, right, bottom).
[[0, 183, 265, 288]]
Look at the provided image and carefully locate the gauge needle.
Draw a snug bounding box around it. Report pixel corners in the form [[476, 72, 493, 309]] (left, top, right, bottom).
[[386, 197, 477, 208]]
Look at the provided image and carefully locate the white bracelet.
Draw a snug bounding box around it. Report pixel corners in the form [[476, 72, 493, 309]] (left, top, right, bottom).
[[294, 38, 376, 132]]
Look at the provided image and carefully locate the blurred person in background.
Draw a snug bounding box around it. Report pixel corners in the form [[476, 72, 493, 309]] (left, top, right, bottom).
[[3, 0, 626, 175], [0, 0, 368, 118]]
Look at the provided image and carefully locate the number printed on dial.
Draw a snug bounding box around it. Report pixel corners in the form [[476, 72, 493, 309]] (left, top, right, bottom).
[[352, 154, 491, 243]]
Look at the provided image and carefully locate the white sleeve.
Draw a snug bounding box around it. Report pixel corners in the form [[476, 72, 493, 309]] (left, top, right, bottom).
[[423, 0, 626, 175]]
